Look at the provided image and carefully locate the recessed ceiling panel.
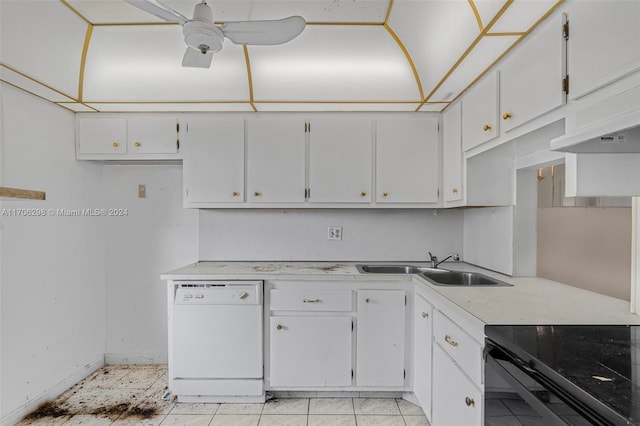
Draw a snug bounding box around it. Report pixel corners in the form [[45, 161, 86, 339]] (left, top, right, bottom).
[[0, 0, 87, 99], [87, 102, 254, 112], [430, 35, 520, 102], [255, 103, 420, 112], [490, 0, 560, 33], [388, 1, 482, 99], [250, 25, 419, 102], [83, 26, 249, 102]]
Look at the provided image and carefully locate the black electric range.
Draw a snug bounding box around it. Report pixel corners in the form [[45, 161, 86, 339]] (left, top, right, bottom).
[[485, 325, 640, 425]]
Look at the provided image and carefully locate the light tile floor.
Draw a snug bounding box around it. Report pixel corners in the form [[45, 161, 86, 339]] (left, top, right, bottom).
[[16, 365, 430, 426]]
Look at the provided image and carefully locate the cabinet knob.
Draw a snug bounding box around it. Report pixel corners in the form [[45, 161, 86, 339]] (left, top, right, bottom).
[[232, 192, 239, 197], [276, 324, 283, 331], [134, 141, 141, 147], [452, 188, 458, 194], [254, 192, 261, 197], [382, 192, 388, 197], [239, 292, 249, 300], [365, 298, 371, 303], [361, 191, 367, 197], [465, 397, 475, 407], [482, 124, 491, 131], [502, 112, 512, 120], [444, 334, 458, 347], [112, 142, 120, 147], [422, 312, 429, 318]]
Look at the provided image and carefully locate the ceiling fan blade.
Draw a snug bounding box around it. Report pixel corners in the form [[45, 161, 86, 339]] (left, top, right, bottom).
[[221, 16, 306, 45], [182, 47, 214, 68], [125, 0, 188, 25]]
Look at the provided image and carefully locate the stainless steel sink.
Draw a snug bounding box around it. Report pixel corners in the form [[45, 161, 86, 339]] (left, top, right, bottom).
[[419, 270, 512, 287], [356, 265, 438, 274]]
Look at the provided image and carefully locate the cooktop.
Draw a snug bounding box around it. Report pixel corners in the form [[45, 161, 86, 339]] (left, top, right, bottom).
[[485, 325, 640, 425]]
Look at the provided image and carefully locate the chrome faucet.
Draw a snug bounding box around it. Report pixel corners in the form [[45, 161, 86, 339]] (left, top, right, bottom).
[[428, 252, 460, 268]]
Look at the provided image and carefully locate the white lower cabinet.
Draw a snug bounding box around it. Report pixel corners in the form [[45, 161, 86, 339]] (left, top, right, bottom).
[[356, 289, 406, 387], [269, 316, 352, 387], [432, 344, 482, 426], [413, 293, 433, 419]]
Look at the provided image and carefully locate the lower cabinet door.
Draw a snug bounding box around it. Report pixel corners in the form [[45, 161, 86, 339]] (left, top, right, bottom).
[[413, 294, 433, 418], [270, 316, 352, 387], [432, 344, 482, 426]]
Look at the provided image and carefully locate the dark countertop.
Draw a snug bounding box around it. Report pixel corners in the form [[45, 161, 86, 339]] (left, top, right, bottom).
[[486, 325, 640, 425]]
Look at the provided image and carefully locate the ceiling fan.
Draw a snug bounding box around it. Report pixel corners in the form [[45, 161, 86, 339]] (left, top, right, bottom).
[[125, 0, 306, 68]]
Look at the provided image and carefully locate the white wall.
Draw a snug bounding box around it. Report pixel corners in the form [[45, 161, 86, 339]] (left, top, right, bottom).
[[199, 209, 463, 261], [0, 84, 105, 423], [103, 165, 198, 364], [463, 207, 514, 275]]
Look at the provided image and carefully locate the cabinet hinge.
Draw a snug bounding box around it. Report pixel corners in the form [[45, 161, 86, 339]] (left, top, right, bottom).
[[304, 123, 307, 133], [351, 320, 354, 332], [176, 122, 180, 133], [186, 188, 189, 196], [307, 187, 310, 199], [403, 369, 406, 379], [405, 295, 407, 306], [351, 369, 354, 379], [563, 75, 569, 95], [562, 20, 569, 39], [176, 139, 180, 151]]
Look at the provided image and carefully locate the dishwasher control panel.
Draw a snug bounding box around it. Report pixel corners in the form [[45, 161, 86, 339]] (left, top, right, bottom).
[[173, 281, 262, 305]]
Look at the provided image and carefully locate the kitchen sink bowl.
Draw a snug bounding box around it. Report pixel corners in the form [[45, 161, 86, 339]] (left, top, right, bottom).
[[419, 270, 512, 287], [356, 265, 440, 274]]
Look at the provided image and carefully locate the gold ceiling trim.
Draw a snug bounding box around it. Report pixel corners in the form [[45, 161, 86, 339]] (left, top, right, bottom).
[[442, 0, 565, 111], [243, 45, 257, 112], [84, 100, 251, 104], [57, 102, 100, 112], [384, 24, 424, 101], [0, 63, 78, 102], [415, 0, 515, 111], [60, 0, 91, 25], [254, 100, 421, 104], [0, 79, 88, 111], [93, 22, 178, 27], [384, 0, 395, 25], [468, 0, 484, 32], [486, 32, 526, 37], [78, 24, 94, 102]]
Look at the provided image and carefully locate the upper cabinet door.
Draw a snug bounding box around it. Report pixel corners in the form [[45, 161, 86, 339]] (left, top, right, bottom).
[[308, 118, 373, 203], [246, 118, 306, 203], [462, 72, 499, 151], [443, 102, 463, 203], [376, 118, 439, 203], [127, 117, 179, 154], [500, 13, 566, 133], [568, 1, 640, 99], [183, 117, 244, 205], [78, 118, 127, 155]]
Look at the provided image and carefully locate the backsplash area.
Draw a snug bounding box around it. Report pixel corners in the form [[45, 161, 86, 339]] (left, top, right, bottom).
[[199, 208, 463, 261]]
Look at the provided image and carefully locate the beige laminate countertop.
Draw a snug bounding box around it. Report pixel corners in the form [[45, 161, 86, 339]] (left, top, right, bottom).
[[162, 261, 640, 326]]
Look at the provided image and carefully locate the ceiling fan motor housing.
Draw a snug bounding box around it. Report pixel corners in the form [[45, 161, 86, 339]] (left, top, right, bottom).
[[183, 1, 222, 54]]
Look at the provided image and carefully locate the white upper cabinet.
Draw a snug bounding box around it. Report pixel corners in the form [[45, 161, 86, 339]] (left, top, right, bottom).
[[78, 118, 127, 155], [568, 0, 640, 99], [308, 118, 373, 203], [183, 117, 244, 205], [376, 118, 439, 203], [442, 102, 463, 204], [500, 12, 567, 133], [76, 115, 181, 159], [462, 71, 499, 151], [127, 117, 179, 154], [246, 118, 306, 203]]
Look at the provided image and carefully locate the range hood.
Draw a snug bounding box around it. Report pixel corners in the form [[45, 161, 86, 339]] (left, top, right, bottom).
[[550, 110, 640, 153]]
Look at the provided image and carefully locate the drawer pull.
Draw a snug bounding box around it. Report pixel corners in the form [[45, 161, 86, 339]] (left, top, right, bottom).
[[112, 142, 120, 147], [303, 299, 320, 303], [276, 324, 283, 330], [422, 312, 429, 318], [482, 124, 491, 131], [444, 335, 458, 347], [134, 141, 141, 147], [465, 397, 475, 407], [239, 292, 249, 300]]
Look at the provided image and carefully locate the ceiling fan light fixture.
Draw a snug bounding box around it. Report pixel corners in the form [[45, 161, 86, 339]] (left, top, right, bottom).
[[183, 20, 223, 54]]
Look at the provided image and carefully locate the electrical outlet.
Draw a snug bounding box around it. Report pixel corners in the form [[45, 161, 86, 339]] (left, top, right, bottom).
[[328, 226, 342, 240]]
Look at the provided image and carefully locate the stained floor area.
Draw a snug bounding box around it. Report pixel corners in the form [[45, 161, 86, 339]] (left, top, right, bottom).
[[16, 365, 430, 425]]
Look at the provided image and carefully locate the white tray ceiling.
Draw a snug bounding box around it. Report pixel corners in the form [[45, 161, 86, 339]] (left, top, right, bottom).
[[0, 0, 563, 112]]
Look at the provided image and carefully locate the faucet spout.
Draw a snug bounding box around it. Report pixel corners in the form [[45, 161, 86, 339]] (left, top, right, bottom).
[[428, 252, 460, 268]]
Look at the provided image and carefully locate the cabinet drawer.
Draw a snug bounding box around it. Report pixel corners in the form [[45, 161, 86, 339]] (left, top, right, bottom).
[[433, 310, 483, 385], [270, 289, 352, 311]]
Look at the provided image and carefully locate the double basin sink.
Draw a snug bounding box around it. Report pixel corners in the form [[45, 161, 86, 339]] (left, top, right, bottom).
[[356, 264, 512, 287]]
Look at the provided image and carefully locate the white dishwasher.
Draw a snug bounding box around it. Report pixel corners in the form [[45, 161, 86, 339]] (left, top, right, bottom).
[[168, 280, 264, 403]]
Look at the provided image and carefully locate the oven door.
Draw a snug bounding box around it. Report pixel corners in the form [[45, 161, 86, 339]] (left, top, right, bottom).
[[485, 342, 611, 426]]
